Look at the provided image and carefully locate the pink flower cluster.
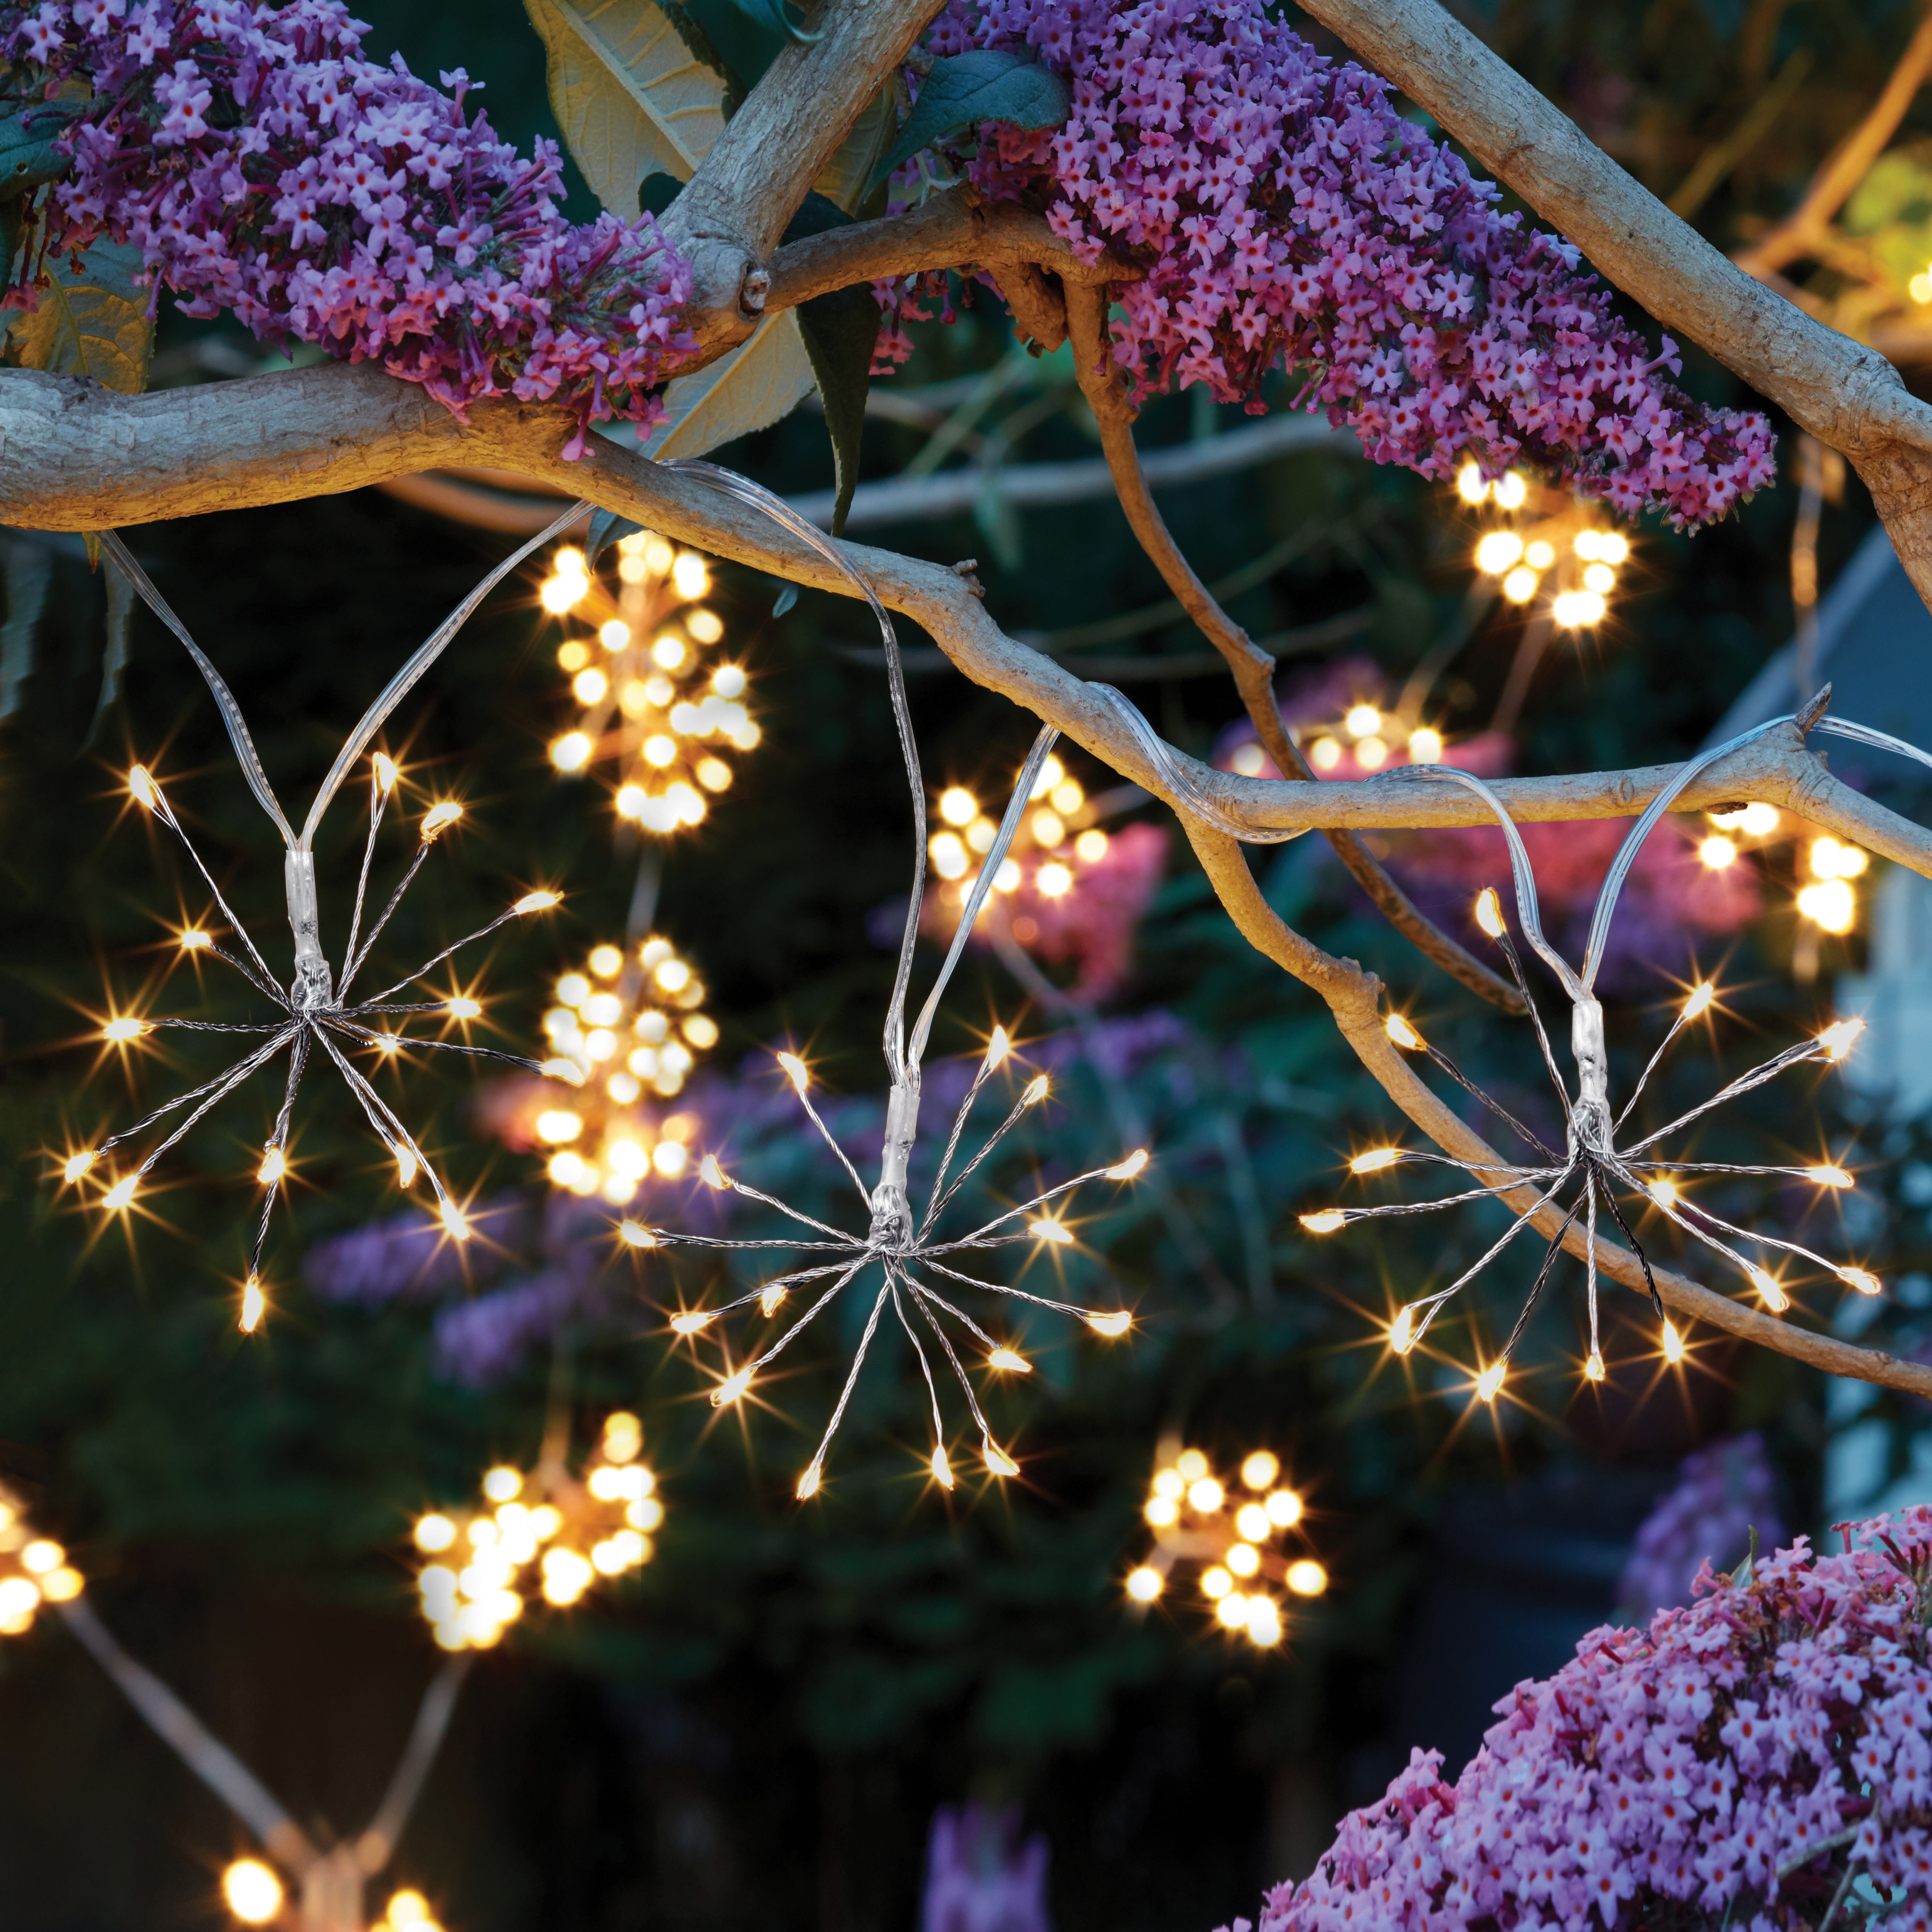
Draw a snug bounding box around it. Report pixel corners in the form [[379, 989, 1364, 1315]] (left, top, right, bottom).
[[1223, 1509, 1932, 1932], [925, 0, 1776, 527], [4, 0, 692, 448]]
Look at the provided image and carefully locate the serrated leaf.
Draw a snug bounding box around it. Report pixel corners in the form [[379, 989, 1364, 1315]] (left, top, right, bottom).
[[812, 74, 901, 217], [524, 0, 726, 213], [869, 49, 1070, 191], [14, 236, 152, 393], [645, 308, 816, 460]]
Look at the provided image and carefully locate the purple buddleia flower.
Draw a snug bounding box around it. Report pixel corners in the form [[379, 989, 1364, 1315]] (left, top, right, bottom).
[[920, 1804, 1052, 1932], [1617, 1431, 1786, 1624]]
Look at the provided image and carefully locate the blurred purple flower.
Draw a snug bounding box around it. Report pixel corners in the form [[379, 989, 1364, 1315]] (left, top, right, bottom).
[[920, 1804, 1051, 1932], [1617, 1431, 1784, 1624]]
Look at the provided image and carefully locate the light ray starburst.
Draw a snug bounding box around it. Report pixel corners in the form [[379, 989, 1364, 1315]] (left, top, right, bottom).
[[60, 512, 589, 1325], [613, 464, 1147, 1497], [1297, 707, 1932, 1396]]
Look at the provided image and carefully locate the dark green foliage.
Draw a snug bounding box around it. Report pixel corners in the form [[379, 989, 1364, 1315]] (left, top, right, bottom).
[[869, 49, 1071, 190]]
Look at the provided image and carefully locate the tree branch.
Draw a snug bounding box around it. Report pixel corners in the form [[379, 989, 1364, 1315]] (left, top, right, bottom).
[[762, 183, 1133, 311], [660, 0, 946, 357], [6, 364, 1928, 1395], [1734, 12, 1932, 277], [1294, 0, 1932, 612], [1061, 281, 1526, 1014], [354, 1655, 471, 1876]]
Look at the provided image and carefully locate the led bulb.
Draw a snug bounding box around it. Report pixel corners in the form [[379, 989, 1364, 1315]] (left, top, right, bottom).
[[930, 1446, 954, 1490], [796, 1463, 822, 1500], [240, 1274, 265, 1333], [760, 1283, 787, 1316], [1350, 1148, 1400, 1175], [700, 1155, 727, 1190], [440, 1201, 470, 1241], [1240, 1451, 1279, 1491], [102, 1017, 150, 1043], [777, 1051, 809, 1093], [256, 1146, 286, 1186], [1085, 1310, 1131, 1337], [102, 1177, 136, 1211], [619, 1221, 657, 1248], [1299, 1209, 1345, 1234], [1285, 1559, 1327, 1597], [62, 1150, 96, 1184], [1476, 1364, 1505, 1402], [1106, 1148, 1149, 1180], [1684, 983, 1716, 1020], [985, 1446, 1020, 1477], [1390, 1307, 1415, 1355], [1408, 727, 1444, 764], [1804, 1164, 1853, 1189], [670, 1310, 714, 1335], [984, 1026, 1011, 1070], [988, 1347, 1031, 1372], [129, 765, 157, 809], [1661, 1320, 1685, 1364], [1475, 888, 1505, 939], [1126, 1565, 1163, 1602], [1030, 1218, 1073, 1245], [710, 1369, 751, 1406], [396, 1148, 418, 1188], [445, 996, 481, 1020], [1648, 1178, 1679, 1209], [1747, 1265, 1790, 1313], [1385, 1014, 1423, 1051], [1584, 1350, 1605, 1383], [1022, 1074, 1049, 1105], [1837, 1267, 1882, 1297], [222, 1859, 284, 1926], [514, 891, 561, 914], [180, 929, 211, 950], [1818, 1018, 1865, 1061], [420, 802, 463, 842]]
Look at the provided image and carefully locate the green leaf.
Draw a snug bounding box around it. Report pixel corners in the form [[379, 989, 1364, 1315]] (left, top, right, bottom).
[[13, 236, 152, 394], [868, 49, 1070, 191], [782, 192, 879, 536], [810, 73, 901, 217], [646, 307, 816, 459], [85, 549, 134, 745], [523, 0, 727, 213], [0, 536, 51, 720], [0, 102, 77, 204], [586, 508, 642, 568]]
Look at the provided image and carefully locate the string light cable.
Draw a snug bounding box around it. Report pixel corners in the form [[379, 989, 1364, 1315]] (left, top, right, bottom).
[[1294, 706, 1932, 1395], [615, 461, 1149, 1498], [60, 508, 592, 1327]]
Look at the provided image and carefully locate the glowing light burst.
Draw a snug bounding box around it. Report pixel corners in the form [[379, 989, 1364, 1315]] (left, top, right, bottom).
[[1458, 463, 1630, 629], [0, 1482, 84, 1637], [65, 515, 584, 1320], [542, 530, 757, 833], [1128, 1446, 1324, 1648], [411, 1410, 660, 1651], [1299, 709, 1932, 1394], [613, 463, 1145, 1498]]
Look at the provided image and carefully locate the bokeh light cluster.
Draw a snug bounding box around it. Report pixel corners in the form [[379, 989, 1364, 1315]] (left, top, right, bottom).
[[1124, 1448, 1326, 1648], [0, 1484, 82, 1637], [1460, 463, 1633, 629], [542, 535, 758, 833], [1694, 798, 1871, 939], [411, 1412, 663, 1650]]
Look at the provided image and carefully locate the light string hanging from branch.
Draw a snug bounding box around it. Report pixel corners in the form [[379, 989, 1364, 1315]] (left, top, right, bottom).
[[1292, 697, 1932, 1399], [615, 461, 1150, 1500], [57, 509, 591, 1332]]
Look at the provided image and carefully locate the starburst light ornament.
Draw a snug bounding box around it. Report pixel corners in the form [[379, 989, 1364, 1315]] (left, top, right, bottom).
[[62, 513, 590, 1329], [1295, 706, 1932, 1396], [1125, 1447, 1327, 1649], [542, 530, 758, 832], [616, 463, 1149, 1499], [411, 1410, 662, 1650]]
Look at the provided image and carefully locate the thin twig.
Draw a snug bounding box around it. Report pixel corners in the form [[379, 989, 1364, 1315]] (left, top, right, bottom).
[[1061, 282, 1525, 1014]]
